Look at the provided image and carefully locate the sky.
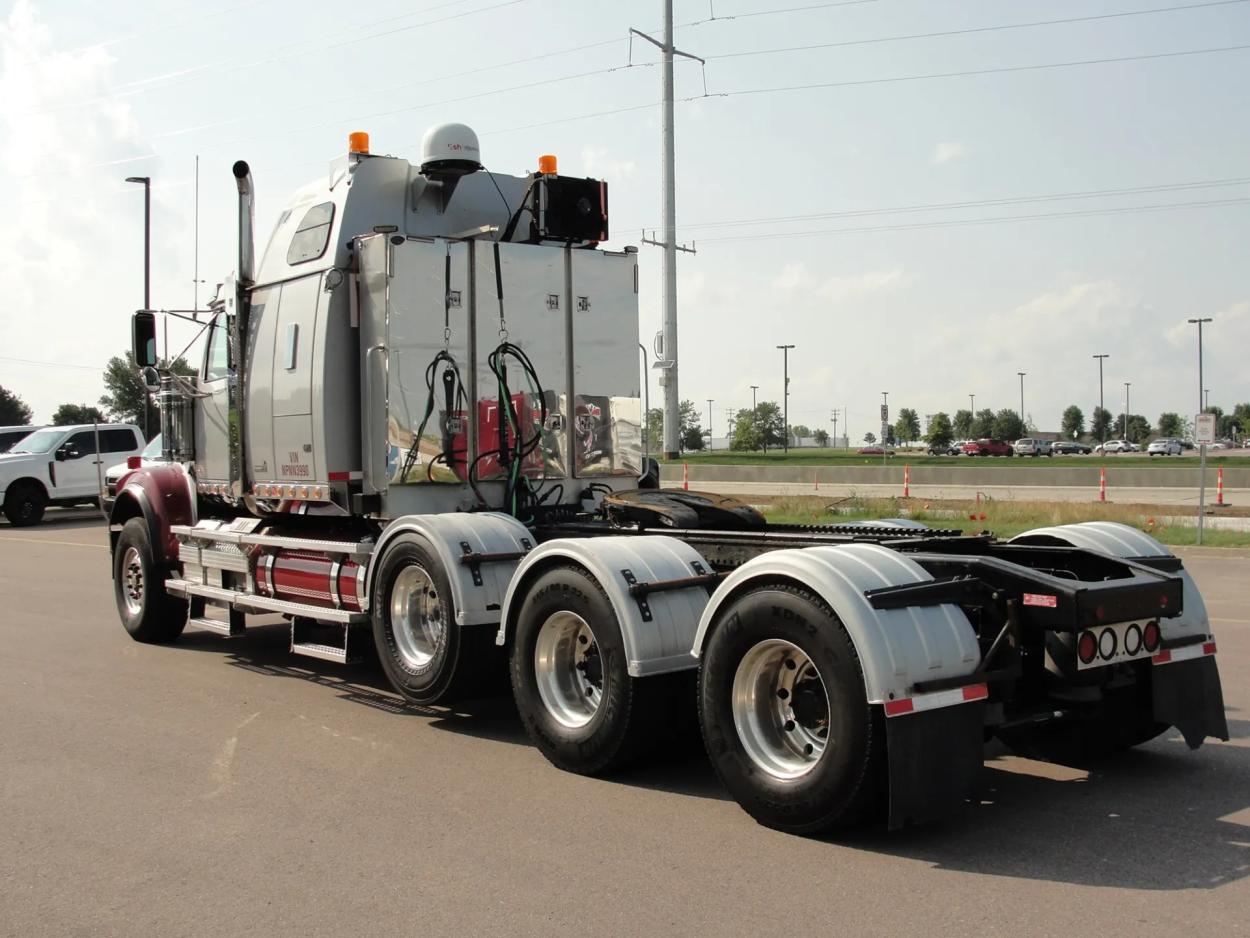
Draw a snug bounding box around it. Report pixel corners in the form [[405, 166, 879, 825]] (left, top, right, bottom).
[[2, 0, 1248, 437]]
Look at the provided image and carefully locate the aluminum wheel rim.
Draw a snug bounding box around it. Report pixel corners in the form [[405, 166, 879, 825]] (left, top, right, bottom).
[[534, 611, 602, 729], [731, 639, 831, 780], [121, 546, 144, 615], [390, 565, 445, 670]]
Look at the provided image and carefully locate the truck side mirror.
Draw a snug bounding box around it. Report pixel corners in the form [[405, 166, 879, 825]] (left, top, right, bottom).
[[55, 444, 79, 461], [132, 310, 158, 368]]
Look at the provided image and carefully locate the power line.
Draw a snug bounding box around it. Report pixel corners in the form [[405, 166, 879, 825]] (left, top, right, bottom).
[[618, 175, 1250, 233], [0, 356, 101, 371], [696, 195, 1250, 243], [706, 0, 1250, 62], [706, 42, 1250, 100]]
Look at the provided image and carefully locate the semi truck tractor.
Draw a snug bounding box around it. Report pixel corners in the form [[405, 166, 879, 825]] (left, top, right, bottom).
[[109, 125, 1227, 834]]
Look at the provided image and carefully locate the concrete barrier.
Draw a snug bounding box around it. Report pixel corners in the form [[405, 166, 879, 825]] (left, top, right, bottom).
[[659, 462, 1250, 489]]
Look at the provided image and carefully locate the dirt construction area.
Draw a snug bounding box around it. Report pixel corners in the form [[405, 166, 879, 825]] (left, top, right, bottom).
[[2, 511, 1248, 937]]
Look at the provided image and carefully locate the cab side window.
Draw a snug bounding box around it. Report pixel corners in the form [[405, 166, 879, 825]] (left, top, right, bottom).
[[204, 314, 231, 381], [286, 202, 335, 265], [65, 431, 98, 457]]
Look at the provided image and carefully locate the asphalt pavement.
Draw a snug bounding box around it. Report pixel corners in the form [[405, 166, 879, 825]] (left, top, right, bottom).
[[2, 512, 1247, 938]]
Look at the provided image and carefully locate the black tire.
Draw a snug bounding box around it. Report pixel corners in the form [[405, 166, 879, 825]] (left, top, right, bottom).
[[698, 583, 883, 836], [113, 517, 187, 643], [509, 564, 691, 775], [371, 535, 502, 705], [4, 480, 47, 526], [997, 681, 1167, 765]]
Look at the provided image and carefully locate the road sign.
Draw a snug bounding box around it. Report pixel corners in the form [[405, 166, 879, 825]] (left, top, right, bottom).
[[880, 404, 889, 422], [1195, 413, 1216, 445]]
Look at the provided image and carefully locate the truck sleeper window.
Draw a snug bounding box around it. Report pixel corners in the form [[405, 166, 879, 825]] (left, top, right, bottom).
[[286, 202, 335, 265]]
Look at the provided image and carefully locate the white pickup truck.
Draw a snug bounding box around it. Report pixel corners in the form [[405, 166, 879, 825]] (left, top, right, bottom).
[[0, 423, 145, 525]]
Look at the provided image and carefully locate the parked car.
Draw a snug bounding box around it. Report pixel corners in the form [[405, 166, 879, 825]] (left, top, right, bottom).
[[1052, 440, 1092, 455], [1095, 439, 1138, 453], [1147, 438, 1182, 456], [0, 425, 44, 454], [0, 423, 145, 525], [1179, 439, 1195, 450], [102, 433, 164, 514], [962, 438, 1014, 457], [857, 445, 894, 455], [1013, 438, 1053, 457]]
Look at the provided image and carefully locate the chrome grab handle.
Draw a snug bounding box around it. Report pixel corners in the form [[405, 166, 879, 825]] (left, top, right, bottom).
[[363, 344, 388, 495]]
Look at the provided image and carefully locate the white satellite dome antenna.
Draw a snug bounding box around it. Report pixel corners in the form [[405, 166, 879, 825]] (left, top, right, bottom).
[[420, 123, 483, 178]]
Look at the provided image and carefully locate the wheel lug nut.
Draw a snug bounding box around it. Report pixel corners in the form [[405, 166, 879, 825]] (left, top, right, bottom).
[[784, 720, 795, 732], [578, 634, 588, 645]]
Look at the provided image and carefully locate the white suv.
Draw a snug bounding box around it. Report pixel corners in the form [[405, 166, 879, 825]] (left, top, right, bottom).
[[1013, 438, 1053, 457], [0, 424, 145, 526]]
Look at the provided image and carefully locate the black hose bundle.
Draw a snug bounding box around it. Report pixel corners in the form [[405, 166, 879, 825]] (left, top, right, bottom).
[[398, 350, 468, 484]]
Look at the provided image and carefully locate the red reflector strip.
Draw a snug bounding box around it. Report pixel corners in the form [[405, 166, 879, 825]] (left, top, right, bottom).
[[883, 683, 988, 718], [328, 470, 364, 481], [1152, 641, 1216, 666], [1023, 593, 1057, 608]]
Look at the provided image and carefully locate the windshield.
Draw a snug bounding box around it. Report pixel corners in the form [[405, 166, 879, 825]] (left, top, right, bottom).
[[9, 427, 64, 455], [142, 434, 163, 458]]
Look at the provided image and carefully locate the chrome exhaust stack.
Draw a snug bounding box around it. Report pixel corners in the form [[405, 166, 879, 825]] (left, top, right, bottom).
[[232, 160, 256, 284]]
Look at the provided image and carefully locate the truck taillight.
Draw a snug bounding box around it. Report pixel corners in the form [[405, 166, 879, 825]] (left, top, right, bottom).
[[127, 456, 142, 469], [1142, 621, 1161, 654], [1077, 631, 1098, 665]]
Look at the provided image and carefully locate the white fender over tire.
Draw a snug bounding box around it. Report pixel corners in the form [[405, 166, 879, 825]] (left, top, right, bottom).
[[1008, 521, 1210, 644], [693, 543, 980, 704], [369, 512, 534, 625], [498, 535, 711, 677]]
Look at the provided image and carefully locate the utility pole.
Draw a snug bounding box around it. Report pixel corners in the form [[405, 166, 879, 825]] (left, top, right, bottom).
[[1205, 388, 1211, 411], [750, 385, 758, 411], [1189, 317, 1213, 543], [631, 4, 704, 460], [1124, 382, 1131, 441], [1092, 354, 1109, 444], [777, 345, 794, 453], [1017, 372, 1027, 429], [968, 393, 975, 414], [831, 408, 839, 450], [706, 398, 714, 452]]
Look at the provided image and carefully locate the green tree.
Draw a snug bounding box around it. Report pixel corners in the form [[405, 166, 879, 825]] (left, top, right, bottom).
[[862, 431, 876, 445], [925, 412, 953, 449], [970, 408, 996, 439], [1091, 406, 1113, 442], [99, 351, 195, 438], [1060, 405, 1085, 441], [52, 404, 107, 425], [1232, 402, 1250, 441], [952, 408, 973, 439], [742, 401, 786, 452], [790, 424, 812, 444], [678, 399, 704, 452], [729, 409, 763, 451], [813, 429, 830, 447], [0, 385, 34, 425], [1157, 412, 1183, 438], [894, 407, 920, 443], [991, 408, 1025, 442], [644, 407, 663, 451], [1124, 414, 1151, 443]]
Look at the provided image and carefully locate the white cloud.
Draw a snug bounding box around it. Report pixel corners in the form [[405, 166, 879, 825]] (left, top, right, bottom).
[[932, 141, 968, 165], [580, 145, 637, 183], [819, 268, 907, 302]]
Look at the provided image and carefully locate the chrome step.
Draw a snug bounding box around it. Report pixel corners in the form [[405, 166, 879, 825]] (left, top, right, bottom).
[[164, 579, 367, 625], [188, 614, 244, 638], [171, 524, 373, 557], [290, 642, 353, 664], [291, 617, 361, 665]]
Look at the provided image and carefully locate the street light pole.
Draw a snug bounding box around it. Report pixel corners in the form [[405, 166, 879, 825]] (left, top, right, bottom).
[[1092, 354, 1109, 444], [831, 408, 839, 451], [881, 391, 889, 444], [1123, 382, 1131, 441], [706, 398, 714, 452], [1189, 317, 1213, 543], [969, 393, 975, 414], [126, 175, 153, 438], [1204, 388, 1210, 411], [777, 345, 794, 453], [1017, 372, 1026, 429]]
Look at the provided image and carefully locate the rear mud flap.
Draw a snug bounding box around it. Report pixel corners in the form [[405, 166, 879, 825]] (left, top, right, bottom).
[[885, 702, 984, 830], [1152, 655, 1229, 748]]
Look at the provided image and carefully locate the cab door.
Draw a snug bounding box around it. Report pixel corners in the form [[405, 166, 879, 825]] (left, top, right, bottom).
[[55, 430, 104, 499], [194, 313, 232, 483]]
